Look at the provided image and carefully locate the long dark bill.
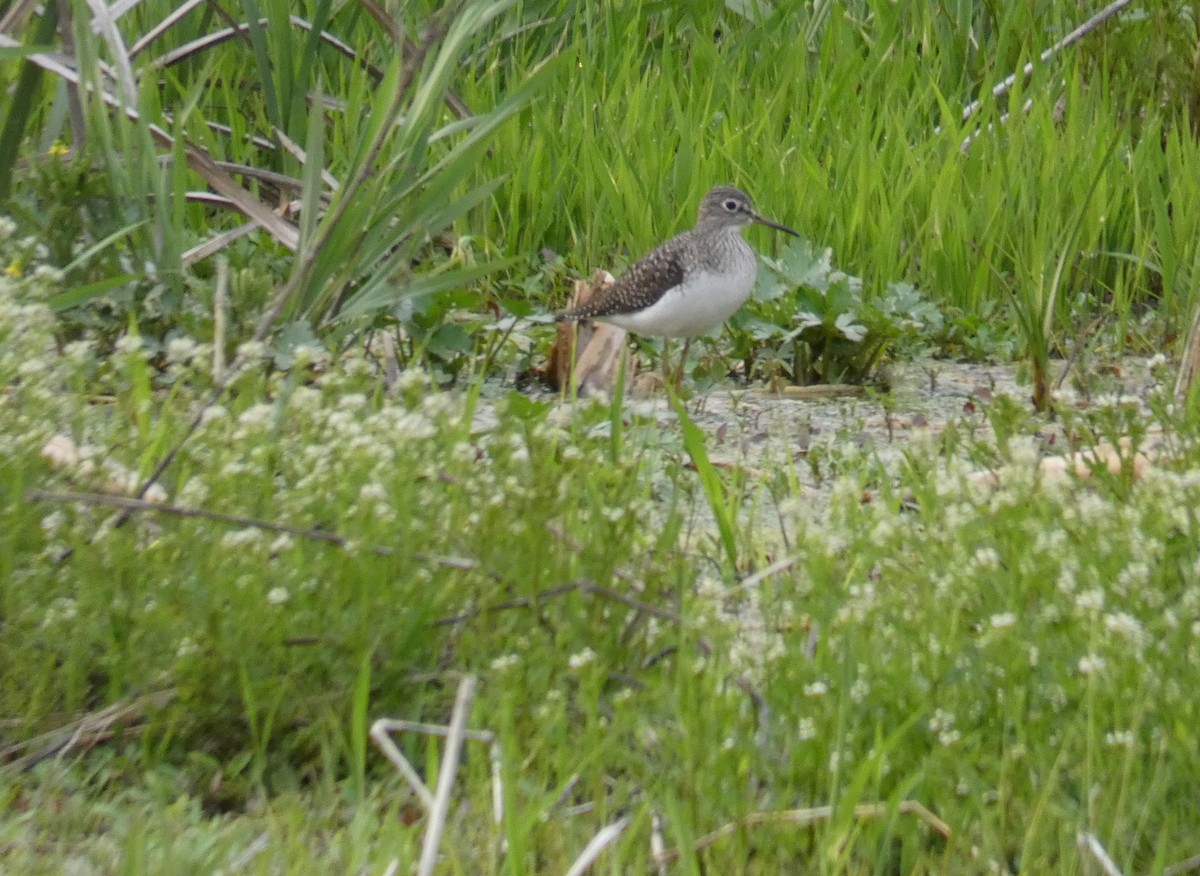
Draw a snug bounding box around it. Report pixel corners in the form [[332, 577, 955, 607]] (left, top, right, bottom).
[[752, 213, 800, 237]]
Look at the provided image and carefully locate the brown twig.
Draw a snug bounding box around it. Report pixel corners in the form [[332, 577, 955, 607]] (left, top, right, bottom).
[[356, 0, 473, 119], [654, 801, 951, 865], [25, 489, 478, 571], [2, 690, 176, 771], [432, 583, 579, 626], [574, 578, 681, 623], [1165, 852, 1200, 876], [545, 522, 647, 592]]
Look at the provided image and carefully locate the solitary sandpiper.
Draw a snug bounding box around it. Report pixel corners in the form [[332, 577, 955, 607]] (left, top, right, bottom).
[[555, 185, 799, 382]]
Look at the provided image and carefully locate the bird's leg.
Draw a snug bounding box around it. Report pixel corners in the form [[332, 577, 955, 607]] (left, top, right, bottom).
[[673, 338, 692, 391], [661, 338, 673, 388]]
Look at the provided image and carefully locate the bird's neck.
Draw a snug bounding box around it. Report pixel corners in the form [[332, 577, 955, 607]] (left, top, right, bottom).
[[692, 219, 746, 237]]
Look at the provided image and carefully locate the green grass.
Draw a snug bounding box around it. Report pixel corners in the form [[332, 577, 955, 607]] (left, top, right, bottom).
[[4, 238, 1200, 872], [3, 1, 1200, 369]]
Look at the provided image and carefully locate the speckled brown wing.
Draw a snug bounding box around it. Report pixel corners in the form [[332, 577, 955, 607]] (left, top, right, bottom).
[[555, 240, 687, 321]]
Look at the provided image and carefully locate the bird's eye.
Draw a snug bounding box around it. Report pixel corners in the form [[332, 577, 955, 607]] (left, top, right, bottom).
[[723, 199, 739, 211]]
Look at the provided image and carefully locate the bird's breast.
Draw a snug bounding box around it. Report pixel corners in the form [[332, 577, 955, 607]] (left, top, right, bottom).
[[601, 257, 757, 338]]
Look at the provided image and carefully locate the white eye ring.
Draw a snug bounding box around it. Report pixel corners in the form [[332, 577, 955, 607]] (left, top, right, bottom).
[[723, 199, 739, 211]]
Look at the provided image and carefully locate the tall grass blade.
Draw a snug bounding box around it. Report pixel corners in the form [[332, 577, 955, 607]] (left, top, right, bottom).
[[0, 5, 58, 201], [670, 391, 738, 570]]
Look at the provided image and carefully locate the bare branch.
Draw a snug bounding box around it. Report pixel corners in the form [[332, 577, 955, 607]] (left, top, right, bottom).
[[564, 816, 631, 876], [416, 676, 477, 876], [657, 801, 951, 864], [960, 0, 1133, 124], [25, 489, 478, 572]]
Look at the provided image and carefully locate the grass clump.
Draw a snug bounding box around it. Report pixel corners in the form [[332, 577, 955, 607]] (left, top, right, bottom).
[[735, 237, 943, 386]]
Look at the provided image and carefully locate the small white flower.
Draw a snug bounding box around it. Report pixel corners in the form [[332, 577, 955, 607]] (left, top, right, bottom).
[[568, 647, 596, 669], [359, 482, 388, 502], [114, 333, 143, 355], [803, 681, 828, 697], [797, 717, 817, 741], [929, 708, 959, 747], [1104, 729, 1134, 748], [1104, 612, 1145, 646], [31, 264, 63, 284], [142, 482, 168, 504], [40, 510, 67, 536], [41, 596, 77, 626], [989, 612, 1017, 630], [974, 547, 1001, 569], [101, 464, 140, 497], [1075, 588, 1105, 612], [222, 528, 263, 549], [1077, 653, 1106, 676], [176, 637, 199, 658], [41, 434, 80, 468], [1116, 563, 1150, 592], [422, 393, 456, 419], [394, 369, 429, 393], [1007, 435, 1042, 468], [64, 340, 93, 363], [490, 654, 519, 672], [289, 387, 323, 413], [394, 411, 436, 441], [266, 586, 290, 606], [1056, 560, 1079, 593], [18, 358, 48, 377], [292, 344, 328, 368], [166, 336, 201, 363], [269, 533, 294, 554], [236, 340, 267, 361], [199, 405, 230, 426], [238, 403, 276, 429]]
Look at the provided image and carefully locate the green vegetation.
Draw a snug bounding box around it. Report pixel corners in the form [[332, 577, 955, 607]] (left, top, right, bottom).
[[3, 0, 1200, 872], [741, 238, 943, 386]]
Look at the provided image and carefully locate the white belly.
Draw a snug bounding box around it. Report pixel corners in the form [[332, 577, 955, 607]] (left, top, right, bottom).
[[600, 267, 756, 339]]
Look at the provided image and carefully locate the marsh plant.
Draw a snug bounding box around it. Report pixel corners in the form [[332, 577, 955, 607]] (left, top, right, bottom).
[[736, 237, 943, 385]]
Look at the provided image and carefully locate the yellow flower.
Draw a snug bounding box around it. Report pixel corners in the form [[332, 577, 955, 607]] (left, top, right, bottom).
[[4, 261, 22, 278], [48, 141, 69, 157]]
